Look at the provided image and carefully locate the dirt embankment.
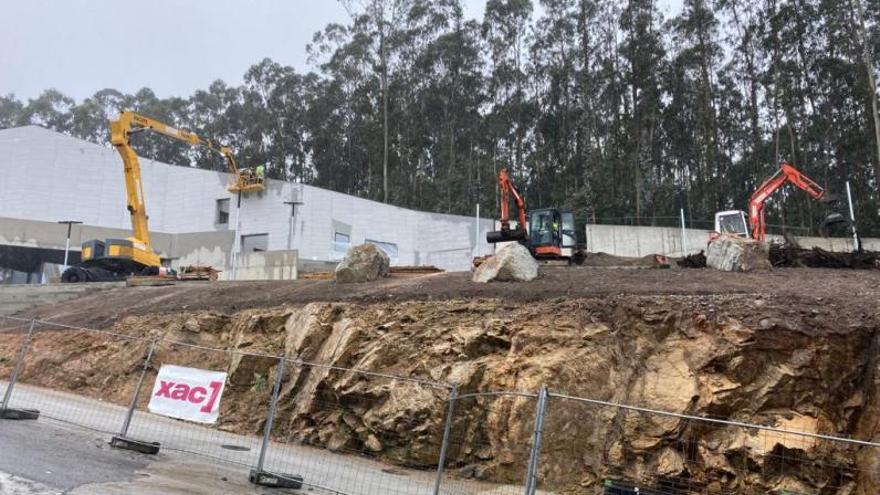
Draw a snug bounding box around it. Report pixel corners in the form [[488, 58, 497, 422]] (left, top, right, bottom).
[[3, 270, 880, 494]]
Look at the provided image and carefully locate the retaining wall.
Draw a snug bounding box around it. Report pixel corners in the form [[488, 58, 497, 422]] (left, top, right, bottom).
[[586, 224, 880, 257]]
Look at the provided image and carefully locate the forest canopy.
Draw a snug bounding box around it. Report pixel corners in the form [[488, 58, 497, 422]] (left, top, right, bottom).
[[2, 0, 879, 235]]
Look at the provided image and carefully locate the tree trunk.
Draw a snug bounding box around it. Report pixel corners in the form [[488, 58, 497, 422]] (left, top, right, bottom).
[[381, 23, 390, 203], [852, 0, 880, 188]]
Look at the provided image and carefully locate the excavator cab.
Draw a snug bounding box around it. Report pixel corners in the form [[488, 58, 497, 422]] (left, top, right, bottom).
[[528, 208, 578, 260], [714, 211, 750, 237]]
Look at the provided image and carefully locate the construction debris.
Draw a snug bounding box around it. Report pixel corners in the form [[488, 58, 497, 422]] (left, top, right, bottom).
[[178, 265, 221, 280], [706, 235, 771, 272], [581, 252, 671, 269], [335, 244, 390, 283], [472, 243, 538, 283], [770, 243, 880, 269], [677, 251, 707, 269]]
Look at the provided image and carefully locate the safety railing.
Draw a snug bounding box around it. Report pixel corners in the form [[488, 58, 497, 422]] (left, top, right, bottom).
[[2, 314, 879, 495]]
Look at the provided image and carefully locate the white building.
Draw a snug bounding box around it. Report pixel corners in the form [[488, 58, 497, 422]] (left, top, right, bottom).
[[0, 126, 496, 282]]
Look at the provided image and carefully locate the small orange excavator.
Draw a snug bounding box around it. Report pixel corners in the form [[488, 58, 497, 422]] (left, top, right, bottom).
[[485, 168, 585, 264], [711, 162, 847, 242]]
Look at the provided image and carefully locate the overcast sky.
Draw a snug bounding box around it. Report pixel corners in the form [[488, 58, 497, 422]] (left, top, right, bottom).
[[1, 0, 682, 102]]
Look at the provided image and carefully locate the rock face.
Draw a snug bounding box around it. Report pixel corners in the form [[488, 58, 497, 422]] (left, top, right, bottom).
[[335, 243, 390, 283], [3, 295, 879, 494], [707, 234, 772, 272], [473, 243, 538, 283]]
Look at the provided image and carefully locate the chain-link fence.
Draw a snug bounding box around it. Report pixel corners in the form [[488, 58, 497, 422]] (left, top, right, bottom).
[[3, 315, 879, 495]]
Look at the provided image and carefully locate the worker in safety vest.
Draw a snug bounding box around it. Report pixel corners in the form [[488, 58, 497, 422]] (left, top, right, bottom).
[[255, 164, 266, 181]]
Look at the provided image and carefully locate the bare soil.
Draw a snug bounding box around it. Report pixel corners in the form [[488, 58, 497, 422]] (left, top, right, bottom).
[[6, 266, 879, 330]]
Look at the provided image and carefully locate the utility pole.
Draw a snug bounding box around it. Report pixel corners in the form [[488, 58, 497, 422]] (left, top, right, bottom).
[[231, 192, 242, 280], [57, 220, 82, 272]]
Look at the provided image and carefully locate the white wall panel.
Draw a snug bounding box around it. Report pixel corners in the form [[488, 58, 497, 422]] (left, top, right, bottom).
[[0, 126, 493, 271]]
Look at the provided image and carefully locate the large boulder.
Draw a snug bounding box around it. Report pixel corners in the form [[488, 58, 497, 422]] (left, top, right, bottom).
[[472, 243, 539, 283], [707, 234, 772, 272], [335, 243, 390, 283]]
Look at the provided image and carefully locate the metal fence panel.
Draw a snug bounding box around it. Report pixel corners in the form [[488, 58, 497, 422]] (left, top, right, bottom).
[[436, 391, 539, 495], [123, 339, 274, 467], [3, 319, 152, 434], [260, 358, 453, 495], [542, 393, 880, 495], [0, 315, 31, 406]]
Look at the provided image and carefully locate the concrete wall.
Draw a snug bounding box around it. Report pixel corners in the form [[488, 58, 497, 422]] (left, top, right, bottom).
[[0, 216, 233, 273], [586, 223, 880, 257], [225, 250, 297, 281], [0, 126, 494, 272]]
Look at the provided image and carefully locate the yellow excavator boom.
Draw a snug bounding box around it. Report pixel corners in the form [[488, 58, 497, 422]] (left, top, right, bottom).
[[61, 111, 262, 283], [113, 111, 264, 194]]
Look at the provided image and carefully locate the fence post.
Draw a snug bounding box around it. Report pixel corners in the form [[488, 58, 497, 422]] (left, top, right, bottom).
[[118, 341, 156, 437], [110, 341, 160, 454], [0, 318, 39, 420], [250, 357, 303, 489], [680, 208, 689, 255], [524, 386, 549, 495], [433, 385, 458, 495]]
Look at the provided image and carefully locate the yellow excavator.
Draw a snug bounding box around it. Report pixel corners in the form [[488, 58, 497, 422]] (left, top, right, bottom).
[[61, 111, 264, 283]]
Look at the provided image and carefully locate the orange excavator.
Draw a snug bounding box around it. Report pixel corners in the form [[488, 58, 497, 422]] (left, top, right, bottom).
[[711, 162, 846, 242], [486, 168, 585, 264]]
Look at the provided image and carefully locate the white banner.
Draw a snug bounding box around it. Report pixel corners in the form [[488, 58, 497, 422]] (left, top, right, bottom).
[[148, 364, 227, 424]]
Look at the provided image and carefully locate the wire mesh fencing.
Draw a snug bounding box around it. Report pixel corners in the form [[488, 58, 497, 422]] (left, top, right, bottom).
[[121, 339, 275, 467], [2, 318, 152, 432], [435, 390, 542, 495], [259, 357, 454, 495], [539, 392, 880, 495], [6, 313, 880, 495], [0, 315, 32, 408]]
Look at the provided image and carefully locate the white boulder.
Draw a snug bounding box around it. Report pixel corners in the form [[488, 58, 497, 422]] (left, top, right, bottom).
[[335, 244, 391, 283], [707, 235, 771, 272], [472, 243, 539, 283]]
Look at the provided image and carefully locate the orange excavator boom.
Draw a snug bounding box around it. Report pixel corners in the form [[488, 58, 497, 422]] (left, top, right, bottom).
[[487, 168, 528, 243], [748, 162, 839, 241]]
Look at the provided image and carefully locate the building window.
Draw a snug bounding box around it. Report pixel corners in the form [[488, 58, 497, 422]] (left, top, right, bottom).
[[216, 199, 230, 225], [366, 239, 398, 262], [241, 233, 269, 253], [333, 232, 350, 255]]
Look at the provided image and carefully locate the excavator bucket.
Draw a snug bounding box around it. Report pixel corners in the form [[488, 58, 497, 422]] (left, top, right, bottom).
[[487, 227, 527, 243], [821, 212, 847, 229]]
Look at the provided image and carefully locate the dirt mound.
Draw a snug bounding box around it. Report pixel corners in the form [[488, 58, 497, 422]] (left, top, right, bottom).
[[3, 291, 880, 494], [11, 267, 880, 331]]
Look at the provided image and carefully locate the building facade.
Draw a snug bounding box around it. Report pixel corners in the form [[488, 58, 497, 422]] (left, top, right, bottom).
[[0, 126, 495, 281]]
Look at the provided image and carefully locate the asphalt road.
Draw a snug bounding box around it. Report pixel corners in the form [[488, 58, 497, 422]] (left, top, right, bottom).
[[0, 382, 521, 495]]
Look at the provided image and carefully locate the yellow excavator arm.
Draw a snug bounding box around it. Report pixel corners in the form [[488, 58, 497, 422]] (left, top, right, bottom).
[[111, 111, 265, 194], [63, 111, 262, 283]]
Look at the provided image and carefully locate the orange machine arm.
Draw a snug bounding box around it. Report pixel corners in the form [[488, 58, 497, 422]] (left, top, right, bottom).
[[498, 168, 527, 231], [749, 163, 827, 241]]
